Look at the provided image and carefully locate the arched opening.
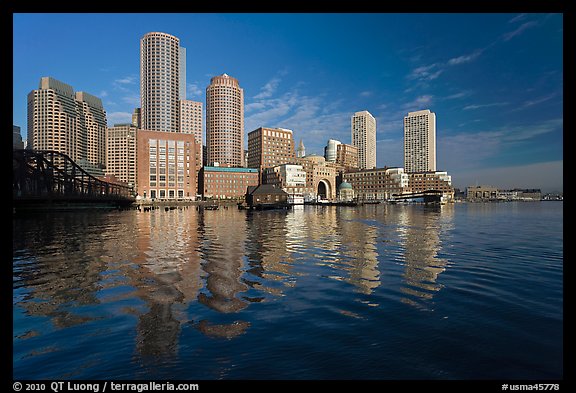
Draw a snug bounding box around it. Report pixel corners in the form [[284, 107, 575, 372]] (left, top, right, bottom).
[[317, 180, 328, 200]]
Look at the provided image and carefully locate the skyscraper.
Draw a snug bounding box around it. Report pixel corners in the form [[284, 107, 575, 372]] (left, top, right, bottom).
[[140, 32, 185, 132], [351, 110, 376, 170], [206, 73, 244, 167], [27, 77, 107, 176], [403, 109, 436, 173]]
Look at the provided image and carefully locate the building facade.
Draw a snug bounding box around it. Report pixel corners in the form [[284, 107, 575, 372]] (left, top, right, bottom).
[[297, 155, 337, 201], [106, 124, 137, 189], [335, 143, 359, 170], [263, 164, 307, 195], [140, 32, 184, 132], [324, 139, 342, 162], [343, 167, 408, 201], [466, 185, 498, 201], [407, 171, 454, 201], [404, 109, 436, 173], [351, 110, 376, 170], [136, 129, 198, 200], [247, 127, 296, 171], [206, 73, 244, 167], [13, 125, 24, 149], [27, 77, 107, 176], [179, 99, 203, 162], [199, 166, 259, 200]]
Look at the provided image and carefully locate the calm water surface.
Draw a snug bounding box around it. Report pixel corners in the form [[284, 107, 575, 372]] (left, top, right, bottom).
[[12, 202, 563, 379]]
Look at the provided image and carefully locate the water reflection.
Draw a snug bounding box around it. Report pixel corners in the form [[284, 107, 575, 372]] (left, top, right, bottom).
[[13, 204, 455, 372], [394, 205, 454, 309]]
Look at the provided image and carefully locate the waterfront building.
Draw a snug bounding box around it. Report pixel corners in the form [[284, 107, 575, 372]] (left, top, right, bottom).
[[140, 32, 184, 132], [247, 127, 296, 172], [13, 125, 24, 149], [335, 143, 359, 171], [106, 124, 137, 190], [466, 185, 498, 201], [338, 181, 355, 202], [343, 167, 408, 201], [404, 109, 436, 173], [136, 129, 198, 200], [27, 77, 107, 177], [351, 110, 376, 170], [199, 166, 259, 200], [206, 73, 244, 167], [297, 154, 337, 201], [324, 139, 342, 162], [246, 184, 289, 208], [407, 171, 454, 202], [262, 164, 307, 200]]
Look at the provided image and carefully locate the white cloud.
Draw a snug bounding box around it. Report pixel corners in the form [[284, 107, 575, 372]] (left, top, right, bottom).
[[508, 13, 527, 23], [122, 94, 140, 107], [187, 83, 203, 98], [521, 93, 558, 108], [463, 102, 509, 110], [447, 50, 482, 66], [254, 77, 281, 99], [114, 76, 137, 85], [359, 91, 373, 97], [407, 63, 443, 81], [106, 111, 132, 126], [403, 95, 434, 111], [502, 21, 538, 41]]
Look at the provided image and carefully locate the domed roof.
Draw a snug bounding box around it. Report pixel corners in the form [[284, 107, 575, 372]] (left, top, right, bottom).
[[339, 181, 353, 190]]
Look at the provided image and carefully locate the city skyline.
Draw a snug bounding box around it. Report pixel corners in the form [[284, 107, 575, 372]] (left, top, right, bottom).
[[12, 13, 563, 192]]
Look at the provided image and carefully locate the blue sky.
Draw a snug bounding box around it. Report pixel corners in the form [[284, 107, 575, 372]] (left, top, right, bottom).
[[13, 13, 563, 192]]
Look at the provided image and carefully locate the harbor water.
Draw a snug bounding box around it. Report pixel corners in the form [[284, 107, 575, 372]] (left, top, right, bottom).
[[12, 202, 563, 379]]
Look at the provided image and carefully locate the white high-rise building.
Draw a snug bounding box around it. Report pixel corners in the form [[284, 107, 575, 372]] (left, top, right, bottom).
[[403, 109, 436, 173], [351, 110, 376, 170], [140, 32, 185, 132]]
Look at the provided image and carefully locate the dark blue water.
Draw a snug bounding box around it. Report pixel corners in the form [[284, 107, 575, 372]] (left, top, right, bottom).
[[12, 202, 563, 379]]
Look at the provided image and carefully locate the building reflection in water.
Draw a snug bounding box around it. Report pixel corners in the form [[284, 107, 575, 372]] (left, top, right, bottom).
[[336, 207, 380, 295], [131, 208, 203, 357], [245, 209, 295, 297], [195, 208, 250, 339], [13, 213, 118, 331], [394, 204, 454, 309]]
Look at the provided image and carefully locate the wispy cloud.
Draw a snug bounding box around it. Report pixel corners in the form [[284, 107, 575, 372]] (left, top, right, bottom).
[[106, 111, 132, 126], [99, 90, 108, 98], [407, 64, 443, 81], [520, 93, 558, 108], [444, 91, 471, 100], [508, 13, 527, 24], [187, 83, 202, 98], [121, 94, 140, 107], [254, 77, 282, 100], [463, 102, 509, 110], [114, 76, 137, 85], [359, 91, 373, 97], [447, 49, 483, 65], [112, 75, 138, 93], [403, 95, 434, 111], [502, 21, 538, 41]]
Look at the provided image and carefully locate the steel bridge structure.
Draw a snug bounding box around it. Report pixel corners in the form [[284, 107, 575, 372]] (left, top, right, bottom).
[[13, 149, 135, 208]]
